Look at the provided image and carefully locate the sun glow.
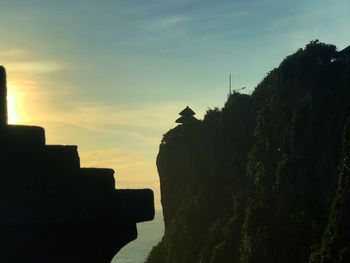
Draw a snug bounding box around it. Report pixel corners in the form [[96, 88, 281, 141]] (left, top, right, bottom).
[[7, 89, 20, 124]]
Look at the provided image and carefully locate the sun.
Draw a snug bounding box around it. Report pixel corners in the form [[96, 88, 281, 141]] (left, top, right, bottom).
[[7, 88, 20, 124]]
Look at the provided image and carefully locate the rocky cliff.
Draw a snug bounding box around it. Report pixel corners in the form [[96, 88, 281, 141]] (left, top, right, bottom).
[[147, 41, 350, 263]]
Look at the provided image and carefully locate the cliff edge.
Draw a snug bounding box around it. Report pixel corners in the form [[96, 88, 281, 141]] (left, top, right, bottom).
[[147, 41, 350, 263]]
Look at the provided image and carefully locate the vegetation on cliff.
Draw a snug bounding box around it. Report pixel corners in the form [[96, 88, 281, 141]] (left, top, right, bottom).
[[146, 41, 350, 263]]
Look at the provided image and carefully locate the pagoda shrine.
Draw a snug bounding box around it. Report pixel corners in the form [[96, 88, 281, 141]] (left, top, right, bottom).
[[175, 106, 197, 124]]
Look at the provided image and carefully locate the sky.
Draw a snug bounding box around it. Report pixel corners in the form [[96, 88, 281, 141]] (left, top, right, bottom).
[[0, 0, 349, 210]]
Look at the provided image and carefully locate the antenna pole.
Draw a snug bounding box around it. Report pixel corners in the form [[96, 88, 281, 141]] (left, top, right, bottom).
[[229, 74, 232, 95]]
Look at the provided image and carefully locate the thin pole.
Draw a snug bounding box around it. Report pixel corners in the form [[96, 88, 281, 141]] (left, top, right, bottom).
[[229, 74, 232, 95]]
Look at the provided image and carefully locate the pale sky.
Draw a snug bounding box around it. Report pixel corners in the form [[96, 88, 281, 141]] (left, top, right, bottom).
[[0, 0, 349, 210]]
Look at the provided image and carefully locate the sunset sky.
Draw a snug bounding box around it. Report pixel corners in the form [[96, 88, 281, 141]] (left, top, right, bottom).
[[0, 0, 349, 210]]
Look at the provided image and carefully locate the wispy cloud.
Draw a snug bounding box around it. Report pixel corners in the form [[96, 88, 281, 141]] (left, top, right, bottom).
[[0, 49, 32, 59], [0, 49, 63, 74], [24, 101, 181, 146], [6, 61, 63, 73], [0, 48, 64, 73], [147, 15, 193, 31], [80, 147, 144, 170]]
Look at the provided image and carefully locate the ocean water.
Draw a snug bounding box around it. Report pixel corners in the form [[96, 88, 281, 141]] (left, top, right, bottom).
[[112, 211, 164, 263]]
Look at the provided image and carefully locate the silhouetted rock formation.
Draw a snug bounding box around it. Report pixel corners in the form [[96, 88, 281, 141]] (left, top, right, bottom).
[[0, 66, 154, 263], [147, 42, 350, 263]]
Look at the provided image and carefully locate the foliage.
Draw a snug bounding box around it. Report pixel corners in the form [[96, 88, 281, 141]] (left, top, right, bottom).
[[146, 41, 350, 263]]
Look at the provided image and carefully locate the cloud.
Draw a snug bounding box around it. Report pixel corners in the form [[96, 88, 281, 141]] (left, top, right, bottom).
[[148, 15, 193, 31], [0, 49, 32, 59], [23, 101, 183, 146], [6, 61, 63, 73], [80, 147, 143, 169], [0, 49, 64, 73]]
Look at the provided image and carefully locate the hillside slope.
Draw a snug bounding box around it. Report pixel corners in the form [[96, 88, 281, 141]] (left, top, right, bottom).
[[147, 41, 350, 263]]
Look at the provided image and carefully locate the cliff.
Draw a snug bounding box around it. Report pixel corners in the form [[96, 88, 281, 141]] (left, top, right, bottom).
[[0, 66, 154, 263], [147, 41, 350, 263]]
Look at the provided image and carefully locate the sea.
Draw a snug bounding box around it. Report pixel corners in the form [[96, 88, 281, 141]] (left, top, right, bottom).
[[112, 211, 164, 263]]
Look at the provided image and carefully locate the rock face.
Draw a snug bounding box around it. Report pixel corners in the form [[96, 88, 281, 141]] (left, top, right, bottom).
[[0, 66, 154, 263], [147, 42, 350, 263]]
